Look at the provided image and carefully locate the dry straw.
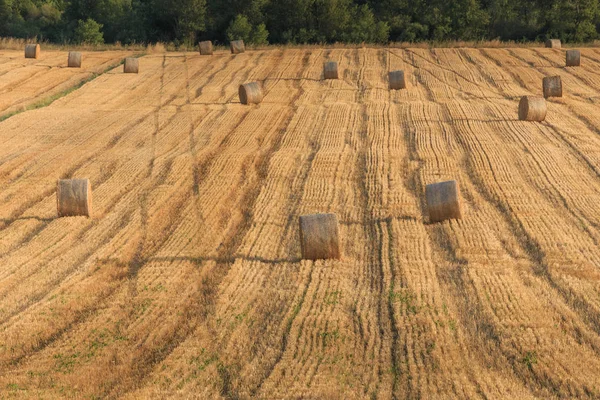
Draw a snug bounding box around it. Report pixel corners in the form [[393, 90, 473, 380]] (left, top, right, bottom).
[[518, 96, 547, 122], [389, 70, 406, 90], [324, 61, 339, 79], [124, 57, 139, 73], [24, 44, 40, 59], [199, 41, 213, 55], [57, 179, 92, 217], [545, 39, 561, 49], [566, 50, 580, 67], [230, 40, 245, 54], [239, 82, 264, 105], [425, 180, 462, 224], [68, 51, 82, 68], [299, 213, 341, 260], [543, 76, 562, 98]]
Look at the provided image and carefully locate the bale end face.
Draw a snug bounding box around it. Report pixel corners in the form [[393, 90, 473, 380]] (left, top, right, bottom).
[[299, 213, 341, 260], [545, 39, 561, 49], [566, 50, 581, 67], [199, 41, 213, 55], [518, 96, 547, 122], [230, 40, 245, 54], [57, 179, 92, 217], [239, 82, 264, 105], [124, 57, 139, 74], [24, 44, 40, 59], [425, 181, 462, 224], [323, 62, 339, 80], [543, 75, 562, 98], [68, 52, 82, 68], [389, 70, 406, 90]]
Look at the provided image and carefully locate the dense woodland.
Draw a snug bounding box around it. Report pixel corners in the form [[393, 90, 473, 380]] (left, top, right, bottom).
[[1, 0, 599, 45]]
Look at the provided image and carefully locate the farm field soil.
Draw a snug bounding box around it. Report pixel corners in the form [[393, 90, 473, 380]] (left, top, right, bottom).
[[0, 49, 134, 119], [1, 47, 600, 398]]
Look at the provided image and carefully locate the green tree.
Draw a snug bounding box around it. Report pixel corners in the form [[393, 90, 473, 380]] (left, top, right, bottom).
[[226, 14, 252, 42], [151, 0, 207, 44], [251, 22, 269, 44], [74, 17, 104, 44]]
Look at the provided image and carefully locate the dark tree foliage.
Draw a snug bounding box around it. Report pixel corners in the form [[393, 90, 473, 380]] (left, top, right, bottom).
[[1, 0, 599, 45]]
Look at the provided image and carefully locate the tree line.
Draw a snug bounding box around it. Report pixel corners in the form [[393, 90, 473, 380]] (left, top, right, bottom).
[[1, 0, 599, 46]]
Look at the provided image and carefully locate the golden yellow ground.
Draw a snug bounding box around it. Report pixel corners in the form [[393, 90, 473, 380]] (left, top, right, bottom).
[[1, 47, 600, 398], [0, 49, 133, 118]]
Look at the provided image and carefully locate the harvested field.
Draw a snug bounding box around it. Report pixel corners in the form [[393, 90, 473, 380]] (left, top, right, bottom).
[[0, 50, 134, 119], [1, 46, 600, 398]]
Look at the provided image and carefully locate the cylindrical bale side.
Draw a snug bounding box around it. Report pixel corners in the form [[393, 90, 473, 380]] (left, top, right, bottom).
[[199, 41, 213, 55], [299, 213, 341, 260], [545, 39, 561, 49], [239, 82, 264, 105], [425, 180, 462, 224], [230, 40, 245, 54], [543, 75, 562, 98], [68, 51, 82, 68], [323, 61, 338, 80], [57, 179, 92, 217], [518, 96, 547, 122], [124, 57, 139, 73], [389, 70, 406, 90], [566, 50, 581, 67], [24, 44, 40, 59]]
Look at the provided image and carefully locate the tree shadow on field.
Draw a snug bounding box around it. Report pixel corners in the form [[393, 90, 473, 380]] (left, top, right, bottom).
[[98, 255, 304, 267], [152, 255, 303, 265], [0, 216, 56, 224]]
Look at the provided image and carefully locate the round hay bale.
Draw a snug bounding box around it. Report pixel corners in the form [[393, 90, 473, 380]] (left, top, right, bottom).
[[24, 44, 40, 59], [566, 50, 580, 67], [230, 40, 245, 54], [425, 180, 462, 224], [389, 70, 406, 90], [518, 96, 547, 122], [57, 179, 92, 217], [239, 82, 264, 105], [199, 41, 213, 55], [543, 75, 562, 98], [68, 52, 82, 68], [124, 57, 139, 74], [299, 213, 341, 260], [545, 39, 561, 49], [323, 61, 339, 80]]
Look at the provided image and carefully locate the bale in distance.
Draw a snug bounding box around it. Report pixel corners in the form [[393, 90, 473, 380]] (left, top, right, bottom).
[[566, 50, 581, 67], [24, 44, 40, 59], [299, 213, 341, 260], [68, 52, 82, 68], [545, 39, 561, 49], [323, 61, 339, 80], [518, 96, 547, 122], [543, 75, 562, 98], [425, 180, 462, 224], [239, 82, 264, 105], [199, 41, 213, 55], [389, 70, 406, 90], [124, 57, 139, 74], [230, 40, 245, 54], [57, 179, 92, 217]]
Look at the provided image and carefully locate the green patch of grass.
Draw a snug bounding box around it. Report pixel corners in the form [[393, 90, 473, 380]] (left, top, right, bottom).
[[319, 329, 340, 347], [522, 351, 538, 370], [324, 290, 342, 306], [6, 383, 24, 391], [389, 288, 419, 314], [53, 352, 80, 374]]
